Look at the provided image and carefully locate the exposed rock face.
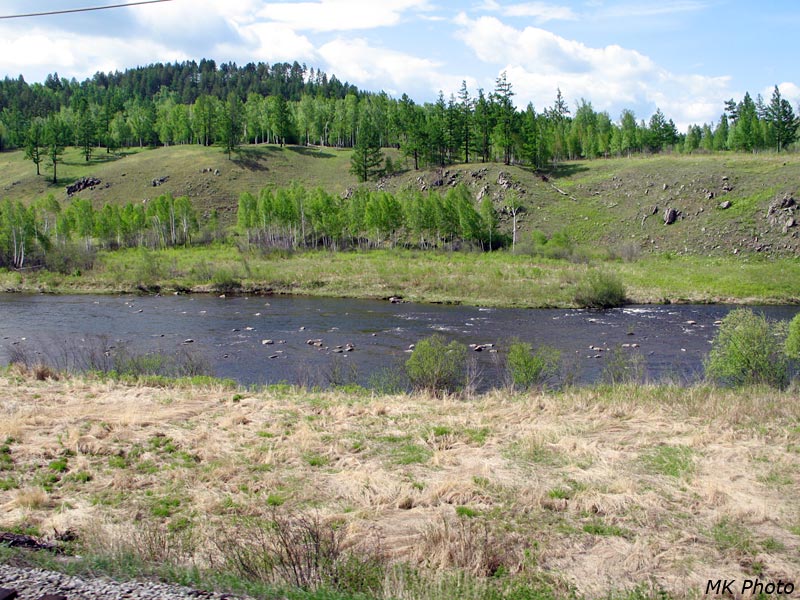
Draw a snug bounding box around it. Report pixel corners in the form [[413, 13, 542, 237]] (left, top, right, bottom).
[[66, 177, 101, 196], [767, 194, 798, 233]]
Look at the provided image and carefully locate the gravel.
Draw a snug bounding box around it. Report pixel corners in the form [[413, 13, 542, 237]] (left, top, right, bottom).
[[0, 564, 251, 600]]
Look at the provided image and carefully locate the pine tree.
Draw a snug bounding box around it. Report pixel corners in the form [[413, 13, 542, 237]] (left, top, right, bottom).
[[349, 116, 384, 182], [766, 85, 798, 152], [492, 72, 516, 165], [457, 81, 474, 163]]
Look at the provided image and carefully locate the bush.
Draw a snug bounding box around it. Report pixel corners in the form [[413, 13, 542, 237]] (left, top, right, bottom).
[[505, 339, 560, 390], [405, 334, 467, 394], [573, 270, 626, 309], [785, 313, 800, 360], [705, 308, 788, 388], [601, 346, 646, 385]]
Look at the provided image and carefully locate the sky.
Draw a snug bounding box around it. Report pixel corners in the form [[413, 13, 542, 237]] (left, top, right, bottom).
[[0, 0, 798, 130]]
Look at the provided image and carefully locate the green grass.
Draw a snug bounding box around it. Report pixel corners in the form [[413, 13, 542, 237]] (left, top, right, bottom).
[[639, 445, 695, 479], [389, 443, 433, 465], [583, 520, 633, 539], [711, 517, 756, 554], [9, 243, 800, 307]]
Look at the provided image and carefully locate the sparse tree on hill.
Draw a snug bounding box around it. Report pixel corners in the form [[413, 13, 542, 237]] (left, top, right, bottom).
[[349, 115, 384, 182], [44, 114, 69, 184], [24, 117, 45, 175]]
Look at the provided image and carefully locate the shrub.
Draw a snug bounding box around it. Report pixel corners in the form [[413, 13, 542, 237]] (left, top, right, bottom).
[[573, 270, 626, 308], [601, 346, 646, 385], [785, 313, 800, 360], [705, 308, 788, 388], [217, 511, 385, 594], [405, 334, 467, 394], [505, 339, 561, 390]]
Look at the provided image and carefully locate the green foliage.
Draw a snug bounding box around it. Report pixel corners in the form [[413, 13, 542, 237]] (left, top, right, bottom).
[[705, 308, 788, 388], [601, 347, 646, 385], [48, 458, 69, 472], [785, 313, 800, 360], [573, 270, 626, 308], [505, 339, 561, 390], [405, 334, 467, 394], [349, 115, 384, 182]]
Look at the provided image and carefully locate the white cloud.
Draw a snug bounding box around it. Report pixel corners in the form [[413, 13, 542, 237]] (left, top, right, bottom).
[[593, 1, 710, 19], [318, 37, 475, 97], [257, 0, 432, 32], [0, 25, 186, 81], [761, 83, 800, 109], [478, 1, 577, 22], [454, 13, 733, 128], [221, 21, 318, 63]]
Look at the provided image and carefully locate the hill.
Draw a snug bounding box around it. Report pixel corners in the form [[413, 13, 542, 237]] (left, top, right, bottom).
[[2, 145, 800, 257]]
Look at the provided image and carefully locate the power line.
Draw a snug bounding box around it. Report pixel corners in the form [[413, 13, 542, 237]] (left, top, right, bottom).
[[0, 0, 177, 20]]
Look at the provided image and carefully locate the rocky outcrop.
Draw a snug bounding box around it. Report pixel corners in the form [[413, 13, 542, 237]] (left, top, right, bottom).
[[767, 194, 798, 233], [65, 177, 102, 196]]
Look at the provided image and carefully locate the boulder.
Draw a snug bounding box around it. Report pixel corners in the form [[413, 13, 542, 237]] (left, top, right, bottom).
[[664, 207, 678, 225], [718, 200, 731, 209], [66, 176, 102, 196]]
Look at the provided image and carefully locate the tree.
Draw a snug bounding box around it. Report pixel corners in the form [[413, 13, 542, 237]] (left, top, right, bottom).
[[24, 117, 45, 175], [474, 88, 493, 163], [349, 115, 384, 182], [267, 94, 292, 146], [457, 81, 474, 163], [766, 85, 798, 152], [505, 191, 524, 251], [75, 98, 96, 162], [218, 92, 244, 158], [492, 72, 515, 165], [480, 196, 498, 250], [44, 114, 69, 184]]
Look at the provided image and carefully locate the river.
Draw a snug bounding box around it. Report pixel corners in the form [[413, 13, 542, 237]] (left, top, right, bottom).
[[1, 293, 797, 388]]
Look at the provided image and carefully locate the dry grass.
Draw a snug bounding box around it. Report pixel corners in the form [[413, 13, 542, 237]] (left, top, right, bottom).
[[0, 372, 799, 598]]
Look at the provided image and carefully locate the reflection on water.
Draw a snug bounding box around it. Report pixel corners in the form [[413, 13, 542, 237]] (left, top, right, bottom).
[[1, 293, 798, 388]]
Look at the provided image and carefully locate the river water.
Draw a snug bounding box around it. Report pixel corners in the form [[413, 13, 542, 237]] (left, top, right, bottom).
[[1, 293, 797, 388]]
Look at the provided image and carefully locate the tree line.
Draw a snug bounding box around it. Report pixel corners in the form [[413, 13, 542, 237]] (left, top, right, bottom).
[[237, 183, 503, 251], [0, 180, 513, 270], [1, 60, 798, 182], [0, 193, 201, 269]]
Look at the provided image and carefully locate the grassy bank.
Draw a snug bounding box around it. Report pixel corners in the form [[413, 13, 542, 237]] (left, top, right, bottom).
[[1, 369, 799, 598], [2, 245, 799, 307]]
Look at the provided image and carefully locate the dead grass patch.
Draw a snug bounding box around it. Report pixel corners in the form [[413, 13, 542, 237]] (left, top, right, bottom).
[[0, 374, 798, 598]]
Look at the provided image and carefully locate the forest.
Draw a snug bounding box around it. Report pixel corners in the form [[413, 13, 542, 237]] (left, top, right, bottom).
[[1, 59, 798, 183]]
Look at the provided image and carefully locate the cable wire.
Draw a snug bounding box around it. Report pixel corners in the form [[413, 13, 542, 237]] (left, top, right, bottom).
[[0, 0, 177, 20]]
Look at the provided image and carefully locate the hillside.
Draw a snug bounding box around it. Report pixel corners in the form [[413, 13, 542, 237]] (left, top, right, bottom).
[[2, 145, 800, 257]]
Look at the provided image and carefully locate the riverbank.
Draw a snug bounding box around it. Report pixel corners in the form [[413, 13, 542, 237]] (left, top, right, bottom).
[[1, 370, 798, 599], [1, 247, 799, 308]]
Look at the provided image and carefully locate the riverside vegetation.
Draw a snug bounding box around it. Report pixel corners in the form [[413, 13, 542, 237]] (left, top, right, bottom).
[[2, 145, 800, 307], [1, 309, 800, 599]]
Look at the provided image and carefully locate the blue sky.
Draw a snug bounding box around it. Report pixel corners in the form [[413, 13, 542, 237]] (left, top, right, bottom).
[[0, 0, 797, 130]]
